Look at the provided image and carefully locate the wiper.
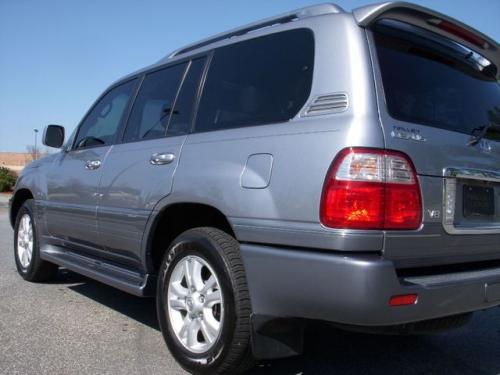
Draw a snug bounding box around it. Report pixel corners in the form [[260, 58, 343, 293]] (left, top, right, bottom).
[[468, 122, 493, 146]]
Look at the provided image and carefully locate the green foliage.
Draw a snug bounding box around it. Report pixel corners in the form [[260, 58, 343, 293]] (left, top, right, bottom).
[[0, 167, 16, 192]]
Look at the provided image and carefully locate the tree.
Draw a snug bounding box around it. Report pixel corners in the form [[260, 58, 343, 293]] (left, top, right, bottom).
[[0, 167, 16, 192]]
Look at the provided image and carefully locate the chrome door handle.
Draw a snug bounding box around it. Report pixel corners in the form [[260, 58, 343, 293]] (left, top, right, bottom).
[[85, 160, 101, 170], [150, 152, 175, 165]]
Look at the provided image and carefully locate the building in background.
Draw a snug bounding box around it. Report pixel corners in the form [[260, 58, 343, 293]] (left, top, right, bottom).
[[0, 152, 43, 174]]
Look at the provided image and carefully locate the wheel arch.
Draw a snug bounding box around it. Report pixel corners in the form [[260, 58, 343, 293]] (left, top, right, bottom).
[[144, 202, 237, 273], [9, 188, 34, 228]]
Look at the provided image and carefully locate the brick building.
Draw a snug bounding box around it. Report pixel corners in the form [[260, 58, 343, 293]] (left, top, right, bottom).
[[0, 152, 34, 173]]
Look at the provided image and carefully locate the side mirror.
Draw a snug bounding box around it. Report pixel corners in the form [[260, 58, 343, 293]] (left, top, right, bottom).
[[43, 125, 65, 148]]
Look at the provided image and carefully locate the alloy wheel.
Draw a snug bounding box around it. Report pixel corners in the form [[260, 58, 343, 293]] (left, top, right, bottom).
[[167, 255, 224, 354]]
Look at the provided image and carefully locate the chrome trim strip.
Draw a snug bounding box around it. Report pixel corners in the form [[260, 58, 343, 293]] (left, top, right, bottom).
[[444, 167, 500, 183], [443, 167, 500, 235]]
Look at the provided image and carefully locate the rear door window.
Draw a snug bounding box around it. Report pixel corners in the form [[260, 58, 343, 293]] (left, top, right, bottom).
[[195, 28, 314, 133], [168, 58, 206, 136], [123, 63, 187, 142], [373, 20, 500, 140]]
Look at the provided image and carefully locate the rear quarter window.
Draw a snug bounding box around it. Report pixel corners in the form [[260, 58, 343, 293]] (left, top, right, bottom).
[[195, 28, 314, 133]]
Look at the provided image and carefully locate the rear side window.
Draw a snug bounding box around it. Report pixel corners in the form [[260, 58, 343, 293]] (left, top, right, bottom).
[[373, 20, 500, 140], [168, 58, 206, 136], [195, 28, 314, 133], [123, 63, 187, 142]]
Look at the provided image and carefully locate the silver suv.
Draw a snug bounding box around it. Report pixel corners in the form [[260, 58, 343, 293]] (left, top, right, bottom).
[[9, 2, 500, 374]]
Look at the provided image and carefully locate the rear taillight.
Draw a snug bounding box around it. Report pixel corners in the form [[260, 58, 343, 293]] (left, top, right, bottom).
[[320, 148, 422, 230]]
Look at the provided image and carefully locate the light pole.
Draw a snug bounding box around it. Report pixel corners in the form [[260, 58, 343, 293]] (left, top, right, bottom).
[[34, 129, 39, 160]]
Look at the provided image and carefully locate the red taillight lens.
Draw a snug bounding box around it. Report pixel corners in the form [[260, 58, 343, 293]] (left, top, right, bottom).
[[322, 179, 385, 229], [433, 19, 487, 48], [385, 182, 422, 229], [389, 294, 418, 307], [320, 148, 422, 230]]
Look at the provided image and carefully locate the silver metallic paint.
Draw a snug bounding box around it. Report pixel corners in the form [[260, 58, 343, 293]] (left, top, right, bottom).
[[10, 2, 500, 330]]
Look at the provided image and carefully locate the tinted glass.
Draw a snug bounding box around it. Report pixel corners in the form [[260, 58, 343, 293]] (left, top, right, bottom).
[[374, 21, 500, 140], [195, 29, 314, 133], [123, 63, 187, 142], [75, 80, 136, 149], [167, 58, 206, 136]]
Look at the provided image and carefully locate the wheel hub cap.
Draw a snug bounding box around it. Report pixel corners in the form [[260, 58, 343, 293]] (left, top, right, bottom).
[[167, 255, 224, 353], [17, 214, 33, 269]]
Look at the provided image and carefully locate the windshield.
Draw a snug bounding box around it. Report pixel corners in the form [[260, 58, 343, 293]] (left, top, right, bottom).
[[373, 20, 500, 141]]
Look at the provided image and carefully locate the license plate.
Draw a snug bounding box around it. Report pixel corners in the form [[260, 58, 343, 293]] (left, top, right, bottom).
[[463, 185, 495, 217]]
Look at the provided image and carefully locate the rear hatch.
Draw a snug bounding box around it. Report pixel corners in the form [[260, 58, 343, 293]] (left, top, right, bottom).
[[361, 4, 500, 267]]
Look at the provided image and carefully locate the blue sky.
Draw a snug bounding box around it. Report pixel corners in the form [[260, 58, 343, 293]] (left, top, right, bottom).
[[1, 0, 499, 152]]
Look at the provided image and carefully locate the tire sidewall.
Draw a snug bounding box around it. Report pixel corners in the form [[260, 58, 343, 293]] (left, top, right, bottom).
[[14, 199, 38, 279], [157, 230, 238, 374]]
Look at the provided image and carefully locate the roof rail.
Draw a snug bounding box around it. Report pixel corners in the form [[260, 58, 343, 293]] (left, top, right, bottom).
[[161, 3, 344, 61]]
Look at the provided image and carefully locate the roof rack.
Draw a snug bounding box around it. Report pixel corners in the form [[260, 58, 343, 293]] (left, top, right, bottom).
[[161, 3, 344, 61]]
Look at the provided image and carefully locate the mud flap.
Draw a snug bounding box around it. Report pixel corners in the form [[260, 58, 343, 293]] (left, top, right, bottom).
[[250, 314, 305, 359]]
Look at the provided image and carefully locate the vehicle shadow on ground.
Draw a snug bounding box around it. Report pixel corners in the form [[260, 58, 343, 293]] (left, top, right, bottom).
[[62, 270, 500, 375], [62, 269, 160, 331], [250, 326, 490, 375]]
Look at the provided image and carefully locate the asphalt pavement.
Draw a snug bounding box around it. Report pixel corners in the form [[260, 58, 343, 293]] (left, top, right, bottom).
[[1, 207, 500, 374], [0, 194, 9, 208]]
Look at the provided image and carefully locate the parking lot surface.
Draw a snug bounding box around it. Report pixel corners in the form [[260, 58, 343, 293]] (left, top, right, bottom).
[[1, 208, 500, 374]]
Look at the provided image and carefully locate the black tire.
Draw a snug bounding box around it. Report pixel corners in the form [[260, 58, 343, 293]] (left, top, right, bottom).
[[156, 227, 255, 374], [14, 199, 58, 282]]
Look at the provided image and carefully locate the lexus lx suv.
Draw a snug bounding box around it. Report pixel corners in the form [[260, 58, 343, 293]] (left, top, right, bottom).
[[9, 2, 500, 374]]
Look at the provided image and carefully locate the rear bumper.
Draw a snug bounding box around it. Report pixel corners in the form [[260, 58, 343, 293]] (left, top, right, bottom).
[[240, 244, 500, 326]]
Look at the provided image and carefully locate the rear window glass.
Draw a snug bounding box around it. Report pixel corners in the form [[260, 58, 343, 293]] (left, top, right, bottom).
[[195, 28, 314, 133], [373, 20, 500, 141]]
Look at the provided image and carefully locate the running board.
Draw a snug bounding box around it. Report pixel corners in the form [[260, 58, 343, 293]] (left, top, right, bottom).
[[41, 246, 156, 297]]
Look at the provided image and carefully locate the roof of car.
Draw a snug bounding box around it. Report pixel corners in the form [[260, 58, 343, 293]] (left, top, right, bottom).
[[114, 1, 499, 85]]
